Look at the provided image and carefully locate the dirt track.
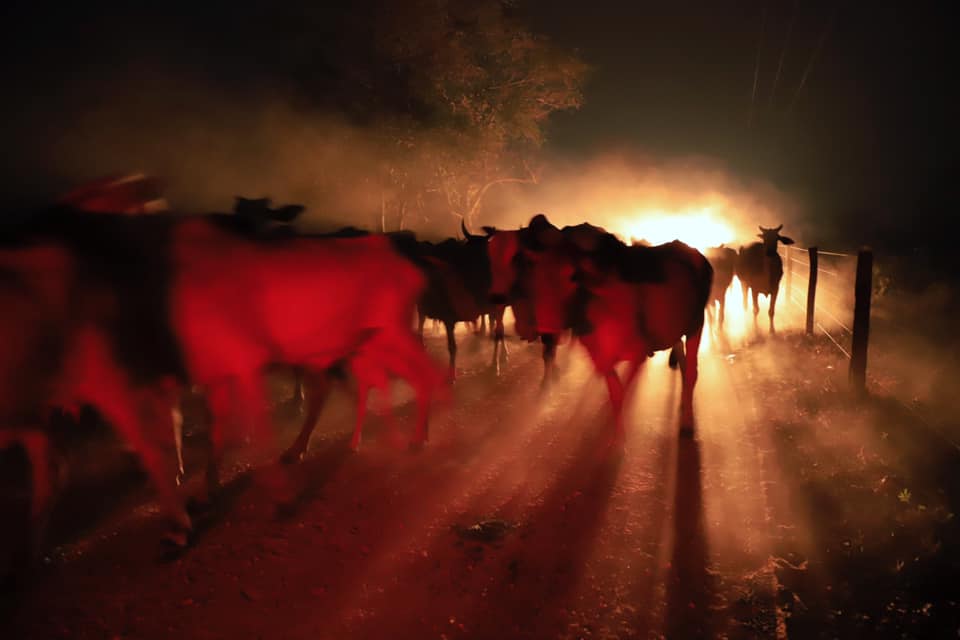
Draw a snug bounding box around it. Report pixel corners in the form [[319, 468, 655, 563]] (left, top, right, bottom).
[[2, 304, 960, 639]]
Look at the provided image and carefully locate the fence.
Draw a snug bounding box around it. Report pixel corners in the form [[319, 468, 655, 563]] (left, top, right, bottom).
[[781, 244, 874, 395]]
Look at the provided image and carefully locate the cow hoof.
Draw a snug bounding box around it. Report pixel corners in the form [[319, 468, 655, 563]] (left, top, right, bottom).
[[160, 519, 193, 551], [186, 493, 214, 516], [279, 449, 305, 466]]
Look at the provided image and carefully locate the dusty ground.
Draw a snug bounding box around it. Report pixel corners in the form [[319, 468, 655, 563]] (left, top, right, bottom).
[[1, 297, 959, 639]]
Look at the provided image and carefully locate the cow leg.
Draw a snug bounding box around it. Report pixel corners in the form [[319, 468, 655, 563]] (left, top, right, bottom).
[[15, 430, 55, 563], [291, 367, 306, 410], [752, 289, 760, 324], [540, 334, 558, 390], [768, 286, 779, 334], [233, 373, 294, 505], [104, 390, 191, 545], [491, 306, 508, 374], [719, 295, 726, 327], [198, 382, 233, 507], [172, 403, 185, 487], [603, 370, 627, 448], [350, 378, 371, 452], [70, 331, 192, 545], [742, 284, 749, 311], [680, 327, 703, 438], [668, 341, 684, 370], [417, 312, 427, 345], [445, 320, 457, 380], [281, 371, 333, 464], [379, 332, 446, 448]]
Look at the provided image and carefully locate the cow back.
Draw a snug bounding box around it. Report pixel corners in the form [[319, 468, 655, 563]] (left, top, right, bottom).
[[1, 209, 187, 384], [170, 220, 423, 373]]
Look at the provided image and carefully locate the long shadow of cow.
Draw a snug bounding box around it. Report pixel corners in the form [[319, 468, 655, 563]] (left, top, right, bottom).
[[664, 437, 720, 638]]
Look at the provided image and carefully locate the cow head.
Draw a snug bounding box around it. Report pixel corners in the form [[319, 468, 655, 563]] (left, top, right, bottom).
[[485, 214, 566, 304], [757, 224, 795, 256]]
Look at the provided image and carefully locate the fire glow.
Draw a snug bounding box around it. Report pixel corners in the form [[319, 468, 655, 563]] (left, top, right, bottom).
[[616, 209, 736, 251]]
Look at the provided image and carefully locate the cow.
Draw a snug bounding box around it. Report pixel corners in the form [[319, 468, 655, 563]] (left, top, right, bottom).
[[455, 221, 508, 374], [487, 214, 713, 442], [483, 215, 603, 387], [168, 218, 448, 518], [704, 244, 738, 326], [3, 206, 446, 550], [316, 223, 499, 380], [736, 224, 795, 333], [0, 232, 190, 558]]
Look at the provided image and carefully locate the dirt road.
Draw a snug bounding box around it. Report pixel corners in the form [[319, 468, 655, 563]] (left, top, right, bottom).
[[2, 304, 959, 639]]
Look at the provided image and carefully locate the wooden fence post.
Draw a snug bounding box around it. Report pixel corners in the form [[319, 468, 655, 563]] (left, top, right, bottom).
[[849, 248, 874, 394], [805, 247, 818, 335]]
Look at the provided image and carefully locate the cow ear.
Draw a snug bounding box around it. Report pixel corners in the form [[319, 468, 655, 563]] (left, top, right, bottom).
[[778, 235, 795, 245], [757, 233, 764, 238]]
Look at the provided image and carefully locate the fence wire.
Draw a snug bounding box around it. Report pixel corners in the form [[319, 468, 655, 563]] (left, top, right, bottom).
[[783, 245, 858, 360], [780, 246, 956, 449]]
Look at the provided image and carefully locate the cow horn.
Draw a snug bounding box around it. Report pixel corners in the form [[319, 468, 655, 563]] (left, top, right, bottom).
[[758, 225, 766, 232], [775, 224, 783, 232], [461, 219, 478, 240]]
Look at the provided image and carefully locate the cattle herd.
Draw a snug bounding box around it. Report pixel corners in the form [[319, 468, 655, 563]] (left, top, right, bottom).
[[0, 193, 793, 571]]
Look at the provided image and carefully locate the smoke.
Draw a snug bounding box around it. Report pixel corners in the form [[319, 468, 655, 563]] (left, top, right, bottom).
[[0, 61, 404, 228], [480, 151, 810, 248]]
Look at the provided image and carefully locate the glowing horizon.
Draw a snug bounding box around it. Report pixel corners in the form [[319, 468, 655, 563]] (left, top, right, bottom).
[[614, 208, 738, 251]]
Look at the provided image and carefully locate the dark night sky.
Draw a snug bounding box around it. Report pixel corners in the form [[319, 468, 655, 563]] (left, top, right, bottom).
[[521, 1, 954, 241], [0, 1, 954, 247]]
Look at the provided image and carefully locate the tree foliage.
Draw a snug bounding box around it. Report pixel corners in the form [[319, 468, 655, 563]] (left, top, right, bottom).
[[282, 0, 587, 230]]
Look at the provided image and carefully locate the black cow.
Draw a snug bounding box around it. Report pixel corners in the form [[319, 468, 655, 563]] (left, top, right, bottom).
[[704, 244, 738, 326], [736, 224, 795, 333]]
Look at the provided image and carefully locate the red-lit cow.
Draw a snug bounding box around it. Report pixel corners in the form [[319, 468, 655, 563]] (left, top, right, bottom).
[[0, 240, 189, 558], [169, 219, 448, 512], [484, 216, 568, 387], [487, 215, 713, 442]]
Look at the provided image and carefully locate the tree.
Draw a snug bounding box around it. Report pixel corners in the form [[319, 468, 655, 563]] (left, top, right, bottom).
[[224, 0, 587, 231], [371, 0, 588, 230]]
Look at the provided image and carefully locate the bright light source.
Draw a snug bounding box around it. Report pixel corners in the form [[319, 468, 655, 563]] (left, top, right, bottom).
[[616, 209, 736, 251]]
